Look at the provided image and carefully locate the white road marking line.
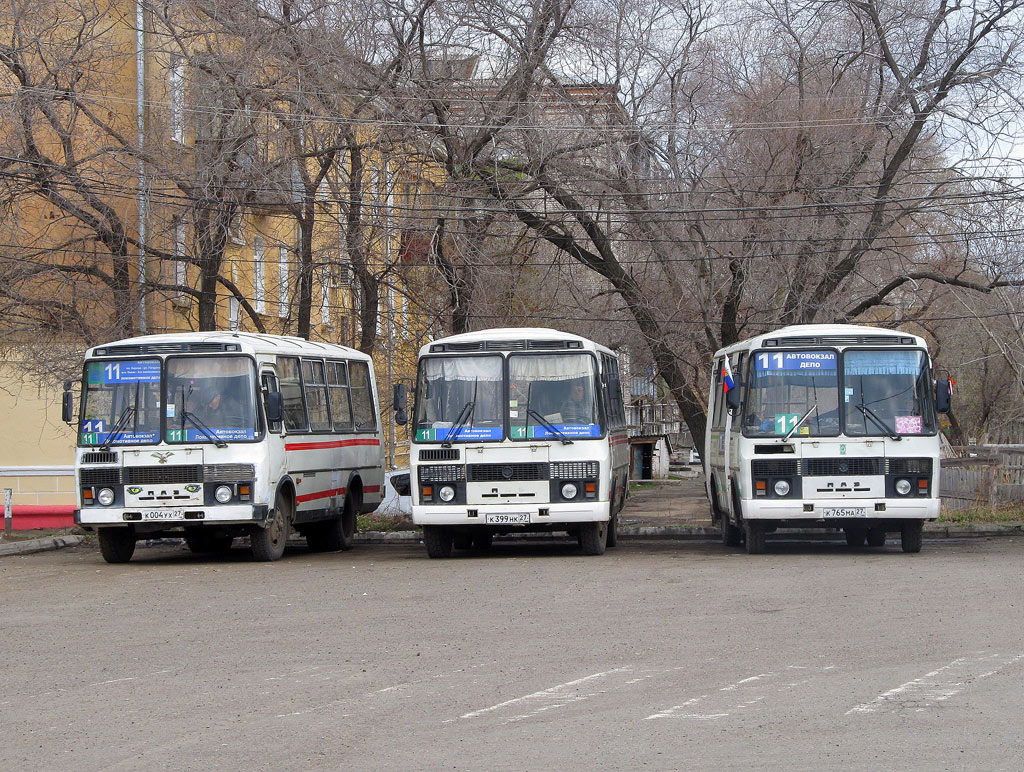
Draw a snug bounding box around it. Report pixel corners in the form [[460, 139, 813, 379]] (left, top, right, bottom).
[[455, 667, 634, 722], [646, 665, 835, 720], [847, 651, 1024, 714], [89, 669, 172, 687]]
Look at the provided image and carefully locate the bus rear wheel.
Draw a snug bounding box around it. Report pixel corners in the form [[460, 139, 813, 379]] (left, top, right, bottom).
[[252, 491, 291, 561], [423, 525, 453, 558], [307, 495, 357, 552], [844, 528, 867, 548], [98, 527, 136, 564], [185, 530, 233, 554], [579, 521, 608, 555], [867, 527, 887, 547], [901, 521, 923, 553]]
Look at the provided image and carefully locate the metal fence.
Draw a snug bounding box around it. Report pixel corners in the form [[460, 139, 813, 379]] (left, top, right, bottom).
[[941, 447, 1024, 511]]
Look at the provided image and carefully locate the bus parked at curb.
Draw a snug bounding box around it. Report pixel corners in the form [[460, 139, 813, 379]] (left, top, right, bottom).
[[64, 332, 385, 563], [395, 328, 629, 558], [704, 324, 952, 554]]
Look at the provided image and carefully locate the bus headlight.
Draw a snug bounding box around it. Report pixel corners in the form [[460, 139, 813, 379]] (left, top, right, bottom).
[[438, 485, 456, 503], [773, 480, 791, 497], [561, 482, 578, 500], [895, 479, 912, 496], [215, 485, 234, 504], [97, 488, 115, 506]]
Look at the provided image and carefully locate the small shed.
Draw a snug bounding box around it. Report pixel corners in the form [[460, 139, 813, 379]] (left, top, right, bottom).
[[629, 434, 673, 480]]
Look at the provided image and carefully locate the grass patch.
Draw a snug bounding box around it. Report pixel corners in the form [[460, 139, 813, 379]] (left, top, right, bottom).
[[939, 506, 1024, 524], [357, 512, 416, 532], [629, 482, 656, 492]]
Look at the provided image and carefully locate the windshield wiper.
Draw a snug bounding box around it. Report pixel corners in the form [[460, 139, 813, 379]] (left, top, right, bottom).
[[783, 403, 818, 442], [442, 401, 475, 448], [180, 410, 228, 448], [856, 403, 901, 441], [527, 408, 574, 445], [100, 405, 135, 451]]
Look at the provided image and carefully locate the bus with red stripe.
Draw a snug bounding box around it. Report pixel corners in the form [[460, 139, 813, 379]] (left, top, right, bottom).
[[65, 332, 385, 563], [398, 328, 629, 558]]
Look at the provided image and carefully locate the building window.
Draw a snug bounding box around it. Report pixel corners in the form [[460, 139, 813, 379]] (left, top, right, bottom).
[[229, 263, 239, 330], [174, 217, 186, 291], [278, 246, 289, 318], [320, 266, 330, 327], [254, 235, 265, 314], [169, 55, 185, 144]]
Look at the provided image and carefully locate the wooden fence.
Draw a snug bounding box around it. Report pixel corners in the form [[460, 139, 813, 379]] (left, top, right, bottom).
[[941, 447, 1024, 511]]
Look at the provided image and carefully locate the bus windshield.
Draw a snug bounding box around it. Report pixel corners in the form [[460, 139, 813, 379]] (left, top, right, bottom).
[[744, 350, 840, 437], [509, 353, 600, 439], [843, 349, 935, 436], [414, 356, 504, 442], [164, 356, 258, 443], [79, 359, 163, 446]]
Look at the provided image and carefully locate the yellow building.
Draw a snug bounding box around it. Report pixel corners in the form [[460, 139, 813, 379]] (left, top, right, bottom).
[[0, 3, 441, 513]]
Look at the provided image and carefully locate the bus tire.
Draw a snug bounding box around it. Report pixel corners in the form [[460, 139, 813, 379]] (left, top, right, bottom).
[[98, 527, 136, 564], [606, 513, 618, 548], [745, 521, 767, 554], [309, 495, 358, 553], [252, 490, 291, 561], [867, 527, 887, 547], [579, 521, 607, 555], [423, 525, 453, 558], [472, 531, 493, 550], [720, 484, 742, 547], [844, 528, 867, 548], [901, 521, 923, 553]]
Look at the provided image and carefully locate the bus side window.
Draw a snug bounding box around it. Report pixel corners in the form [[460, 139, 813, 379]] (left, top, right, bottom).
[[327, 360, 353, 431], [302, 359, 331, 432], [602, 354, 626, 430], [278, 356, 307, 432], [729, 354, 745, 433], [261, 371, 282, 434], [349, 360, 377, 432], [711, 359, 726, 431]]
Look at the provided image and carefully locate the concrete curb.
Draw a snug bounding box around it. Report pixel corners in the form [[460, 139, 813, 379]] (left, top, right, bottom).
[[0, 534, 85, 557], [352, 521, 1024, 544]]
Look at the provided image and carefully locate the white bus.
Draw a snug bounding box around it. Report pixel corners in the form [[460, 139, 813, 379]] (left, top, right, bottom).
[[705, 324, 952, 554], [396, 328, 630, 558], [64, 332, 385, 563]]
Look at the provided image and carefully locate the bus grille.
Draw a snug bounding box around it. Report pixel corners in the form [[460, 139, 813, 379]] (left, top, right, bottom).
[[886, 458, 932, 475], [550, 461, 599, 479], [204, 464, 256, 482], [467, 463, 547, 482], [419, 448, 460, 461], [81, 452, 118, 464], [80, 469, 122, 486], [751, 459, 799, 476], [418, 465, 466, 483], [804, 458, 882, 476], [124, 465, 203, 485]]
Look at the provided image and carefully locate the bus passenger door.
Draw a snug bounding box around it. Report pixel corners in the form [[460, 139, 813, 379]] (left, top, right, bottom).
[[260, 368, 286, 499]]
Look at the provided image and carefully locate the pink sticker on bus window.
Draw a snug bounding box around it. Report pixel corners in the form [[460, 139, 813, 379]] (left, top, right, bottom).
[[895, 415, 923, 434]]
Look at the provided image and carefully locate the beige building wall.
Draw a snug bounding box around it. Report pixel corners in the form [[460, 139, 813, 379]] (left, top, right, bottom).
[[0, 364, 76, 507]]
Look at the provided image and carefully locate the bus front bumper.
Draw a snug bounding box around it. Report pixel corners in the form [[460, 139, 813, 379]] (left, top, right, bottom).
[[413, 503, 609, 527], [740, 498, 940, 521], [76, 504, 269, 527]]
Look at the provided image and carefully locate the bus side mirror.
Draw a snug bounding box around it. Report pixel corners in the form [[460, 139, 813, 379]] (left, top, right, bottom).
[[61, 380, 74, 424], [264, 390, 283, 423], [726, 388, 741, 412], [935, 379, 952, 414], [393, 383, 408, 426]]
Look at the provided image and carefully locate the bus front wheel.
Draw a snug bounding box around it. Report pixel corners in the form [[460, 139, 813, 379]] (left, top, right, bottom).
[[252, 491, 291, 561], [579, 521, 608, 556], [745, 521, 767, 554], [423, 525, 453, 558], [901, 521, 923, 553], [98, 527, 136, 564]]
